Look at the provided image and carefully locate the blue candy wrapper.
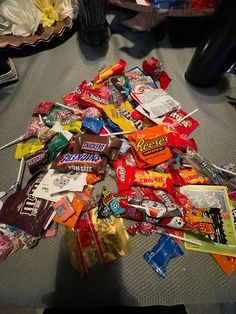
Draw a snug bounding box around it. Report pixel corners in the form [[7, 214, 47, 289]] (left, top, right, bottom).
[[82, 117, 103, 134], [143, 234, 184, 278], [109, 197, 125, 215], [105, 117, 122, 133]]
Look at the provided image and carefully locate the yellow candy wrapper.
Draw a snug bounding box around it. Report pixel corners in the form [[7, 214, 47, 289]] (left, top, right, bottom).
[[15, 140, 44, 159], [62, 121, 83, 133], [103, 100, 142, 133], [65, 208, 131, 277]]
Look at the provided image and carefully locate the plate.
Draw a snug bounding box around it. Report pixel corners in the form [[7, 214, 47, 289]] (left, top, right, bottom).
[[0, 17, 73, 50]]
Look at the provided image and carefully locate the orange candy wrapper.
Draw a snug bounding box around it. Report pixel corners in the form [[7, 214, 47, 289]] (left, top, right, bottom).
[[53, 176, 99, 228], [127, 124, 172, 168], [211, 254, 236, 276]]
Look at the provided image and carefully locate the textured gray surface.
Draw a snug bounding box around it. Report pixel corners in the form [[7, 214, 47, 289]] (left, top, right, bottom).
[[0, 8, 236, 308]]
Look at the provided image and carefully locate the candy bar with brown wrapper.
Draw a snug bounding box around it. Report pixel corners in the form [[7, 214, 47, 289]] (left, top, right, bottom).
[[73, 134, 122, 161], [51, 153, 107, 176], [25, 148, 48, 174]]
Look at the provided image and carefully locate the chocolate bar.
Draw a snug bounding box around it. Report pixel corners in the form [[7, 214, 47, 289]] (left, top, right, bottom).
[[73, 134, 122, 161]]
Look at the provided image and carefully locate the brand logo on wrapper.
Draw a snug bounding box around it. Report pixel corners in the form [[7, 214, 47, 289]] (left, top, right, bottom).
[[90, 94, 109, 105], [19, 179, 41, 217], [59, 153, 101, 164], [136, 135, 168, 155], [116, 166, 126, 182], [82, 142, 106, 152]]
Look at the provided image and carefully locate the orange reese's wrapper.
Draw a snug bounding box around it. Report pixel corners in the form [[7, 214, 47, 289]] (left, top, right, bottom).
[[128, 124, 172, 168]]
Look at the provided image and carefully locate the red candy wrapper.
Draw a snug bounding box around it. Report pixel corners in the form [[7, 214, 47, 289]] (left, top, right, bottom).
[[142, 57, 172, 89], [163, 109, 199, 136], [76, 81, 111, 110], [167, 131, 198, 152], [63, 91, 79, 105], [114, 157, 174, 194], [32, 101, 55, 115]]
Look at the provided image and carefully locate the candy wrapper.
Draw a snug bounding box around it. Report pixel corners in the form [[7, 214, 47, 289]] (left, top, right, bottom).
[[142, 57, 172, 90], [53, 191, 91, 228], [163, 109, 199, 136], [51, 153, 108, 176], [0, 223, 39, 261], [167, 168, 212, 186], [114, 157, 174, 194], [97, 187, 115, 218], [0, 174, 55, 237], [32, 101, 55, 116], [127, 124, 172, 168], [75, 81, 112, 110], [93, 59, 126, 84], [131, 89, 181, 119], [65, 208, 131, 277], [43, 103, 76, 126], [73, 133, 122, 161], [184, 149, 236, 191], [103, 101, 143, 133], [143, 234, 184, 278]]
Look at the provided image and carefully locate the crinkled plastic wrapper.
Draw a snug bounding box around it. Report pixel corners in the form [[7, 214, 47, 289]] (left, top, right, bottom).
[[65, 208, 131, 276]]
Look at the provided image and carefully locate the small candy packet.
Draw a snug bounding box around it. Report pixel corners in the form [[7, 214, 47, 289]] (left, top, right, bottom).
[[142, 57, 172, 90], [167, 132, 198, 152], [126, 66, 158, 93], [167, 168, 212, 186], [97, 186, 115, 218], [51, 153, 108, 176], [143, 234, 184, 278], [15, 140, 45, 159], [73, 133, 122, 161], [82, 117, 103, 134], [76, 81, 112, 110], [53, 196, 75, 222], [32, 101, 55, 116]]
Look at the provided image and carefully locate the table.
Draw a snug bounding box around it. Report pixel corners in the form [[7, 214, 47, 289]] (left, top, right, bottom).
[[0, 6, 236, 308]]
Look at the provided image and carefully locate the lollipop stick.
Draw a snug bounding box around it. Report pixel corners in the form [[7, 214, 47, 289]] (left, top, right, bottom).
[[100, 130, 135, 137], [175, 108, 199, 125], [56, 102, 77, 113], [0, 134, 25, 151], [213, 164, 236, 176], [9, 158, 26, 194], [165, 233, 202, 246]]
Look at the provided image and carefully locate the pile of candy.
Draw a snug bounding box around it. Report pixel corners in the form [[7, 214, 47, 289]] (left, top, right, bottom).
[[0, 58, 236, 278]]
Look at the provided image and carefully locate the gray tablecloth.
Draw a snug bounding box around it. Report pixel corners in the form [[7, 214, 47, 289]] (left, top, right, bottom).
[[0, 7, 236, 308]]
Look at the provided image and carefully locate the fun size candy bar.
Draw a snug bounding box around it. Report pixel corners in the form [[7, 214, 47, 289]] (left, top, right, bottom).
[[51, 153, 107, 175], [74, 134, 122, 161]]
